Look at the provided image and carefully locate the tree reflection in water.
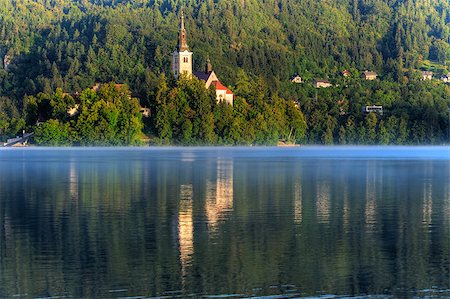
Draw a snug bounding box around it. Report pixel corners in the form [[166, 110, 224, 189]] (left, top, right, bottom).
[[0, 148, 449, 298]]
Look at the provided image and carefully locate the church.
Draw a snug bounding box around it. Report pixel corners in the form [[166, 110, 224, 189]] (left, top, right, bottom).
[[172, 12, 234, 106]]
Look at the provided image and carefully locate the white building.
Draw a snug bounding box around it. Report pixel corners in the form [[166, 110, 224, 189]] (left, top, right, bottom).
[[314, 79, 332, 88], [173, 12, 234, 105], [440, 73, 450, 83], [290, 75, 303, 83], [194, 59, 234, 106], [172, 11, 193, 78], [421, 71, 433, 81]]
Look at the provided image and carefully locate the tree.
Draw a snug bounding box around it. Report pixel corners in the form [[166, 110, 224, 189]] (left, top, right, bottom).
[[397, 117, 409, 144], [34, 119, 71, 146], [285, 101, 307, 143], [75, 83, 142, 145], [365, 113, 378, 144], [0, 97, 25, 140], [377, 120, 389, 144], [322, 115, 336, 144]]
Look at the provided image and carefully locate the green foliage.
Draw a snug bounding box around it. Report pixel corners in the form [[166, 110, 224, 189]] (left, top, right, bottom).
[[0, 97, 25, 140], [1, 0, 449, 98], [29, 83, 143, 145], [35, 119, 71, 146], [77, 84, 142, 145], [1, 0, 450, 145], [151, 75, 307, 145], [293, 79, 450, 145]]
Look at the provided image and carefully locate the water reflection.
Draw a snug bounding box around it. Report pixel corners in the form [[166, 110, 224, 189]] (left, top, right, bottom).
[[69, 160, 79, 201], [205, 159, 234, 233], [422, 181, 433, 226], [342, 183, 349, 231], [316, 181, 330, 224], [445, 183, 450, 223], [178, 184, 194, 280], [0, 148, 449, 298], [293, 181, 302, 225], [422, 162, 434, 227], [365, 163, 377, 232]]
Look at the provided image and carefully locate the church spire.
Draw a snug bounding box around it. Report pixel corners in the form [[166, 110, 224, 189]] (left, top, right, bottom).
[[172, 9, 193, 78], [206, 56, 213, 73], [181, 10, 185, 30], [178, 10, 189, 52]]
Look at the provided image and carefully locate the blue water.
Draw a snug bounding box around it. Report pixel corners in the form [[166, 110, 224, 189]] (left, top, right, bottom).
[[0, 146, 449, 298]]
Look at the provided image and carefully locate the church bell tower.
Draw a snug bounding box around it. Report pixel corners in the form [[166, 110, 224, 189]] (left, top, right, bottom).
[[172, 11, 193, 78]]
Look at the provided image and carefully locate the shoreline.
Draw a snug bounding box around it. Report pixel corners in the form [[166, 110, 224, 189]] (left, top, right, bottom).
[[1, 144, 449, 149]]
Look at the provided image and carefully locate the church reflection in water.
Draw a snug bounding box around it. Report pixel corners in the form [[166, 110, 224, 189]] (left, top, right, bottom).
[[176, 158, 235, 281], [205, 159, 234, 233], [178, 184, 194, 279]]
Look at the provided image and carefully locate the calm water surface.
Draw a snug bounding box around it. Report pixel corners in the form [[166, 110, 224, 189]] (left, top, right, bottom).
[[0, 147, 449, 298]]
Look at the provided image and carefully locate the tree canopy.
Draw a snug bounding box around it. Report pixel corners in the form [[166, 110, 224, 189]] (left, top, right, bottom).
[[1, 0, 450, 145]]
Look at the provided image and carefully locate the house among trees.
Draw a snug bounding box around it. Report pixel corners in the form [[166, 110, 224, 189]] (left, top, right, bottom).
[[362, 70, 377, 80], [440, 73, 450, 83], [172, 12, 234, 106], [92, 83, 126, 93], [342, 69, 351, 77], [140, 107, 151, 117], [290, 75, 303, 83], [3, 54, 11, 71], [421, 71, 433, 80], [67, 104, 80, 117], [362, 105, 383, 115], [314, 79, 332, 88]]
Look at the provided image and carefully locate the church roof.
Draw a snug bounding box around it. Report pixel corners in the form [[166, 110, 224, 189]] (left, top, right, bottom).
[[178, 11, 189, 52], [211, 81, 233, 95], [193, 71, 213, 81]]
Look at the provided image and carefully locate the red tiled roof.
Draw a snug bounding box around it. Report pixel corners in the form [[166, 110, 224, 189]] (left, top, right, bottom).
[[211, 81, 233, 95]]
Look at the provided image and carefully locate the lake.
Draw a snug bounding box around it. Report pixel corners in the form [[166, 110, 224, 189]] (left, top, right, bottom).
[[0, 147, 449, 298]]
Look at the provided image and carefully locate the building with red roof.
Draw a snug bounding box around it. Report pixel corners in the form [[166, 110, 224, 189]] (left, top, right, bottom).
[[210, 80, 234, 106], [194, 58, 234, 106], [173, 12, 234, 106]]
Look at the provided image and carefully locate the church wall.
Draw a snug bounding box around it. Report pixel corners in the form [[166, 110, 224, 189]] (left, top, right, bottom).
[[172, 51, 193, 78], [224, 94, 234, 106], [216, 90, 233, 106]]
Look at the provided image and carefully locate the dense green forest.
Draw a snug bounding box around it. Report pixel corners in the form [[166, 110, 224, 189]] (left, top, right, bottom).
[[0, 0, 450, 145]]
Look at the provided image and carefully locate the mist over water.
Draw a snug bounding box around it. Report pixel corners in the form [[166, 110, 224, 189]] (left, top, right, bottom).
[[0, 147, 449, 298]]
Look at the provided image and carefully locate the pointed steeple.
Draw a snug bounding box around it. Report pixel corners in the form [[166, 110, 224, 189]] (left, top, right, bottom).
[[178, 10, 189, 52], [172, 8, 193, 78], [181, 10, 185, 30], [205, 56, 213, 73]]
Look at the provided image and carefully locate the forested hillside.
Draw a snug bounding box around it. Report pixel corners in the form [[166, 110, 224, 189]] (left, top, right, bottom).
[[1, 0, 450, 145]]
